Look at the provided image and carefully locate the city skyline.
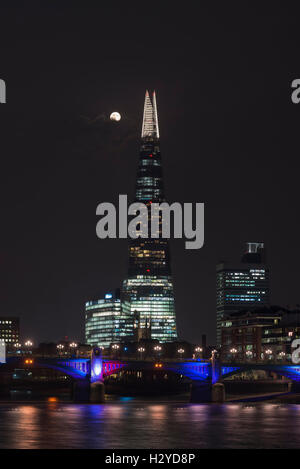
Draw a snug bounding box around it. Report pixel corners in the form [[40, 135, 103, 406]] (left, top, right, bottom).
[[85, 91, 178, 349], [2, 2, 300, 453], [1, 5, 300, 346]]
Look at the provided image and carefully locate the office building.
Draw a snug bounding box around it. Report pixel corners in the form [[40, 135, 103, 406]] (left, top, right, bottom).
[[220, 306, 283, 361], [261, 310, 300, 360], [0, 316, 20, 346], [216, 242, 270, 346], [122, 91, 177, 342], [85, 290, 133, 348]]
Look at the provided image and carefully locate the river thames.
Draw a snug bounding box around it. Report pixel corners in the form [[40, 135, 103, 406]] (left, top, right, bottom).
[[0, 400, 300, 449]]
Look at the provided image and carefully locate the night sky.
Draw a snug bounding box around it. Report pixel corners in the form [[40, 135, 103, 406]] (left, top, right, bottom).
[[1, 2, 300, 345]]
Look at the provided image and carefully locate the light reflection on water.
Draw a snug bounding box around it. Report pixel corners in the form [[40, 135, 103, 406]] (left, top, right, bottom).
[[0, 401, 300, 449]]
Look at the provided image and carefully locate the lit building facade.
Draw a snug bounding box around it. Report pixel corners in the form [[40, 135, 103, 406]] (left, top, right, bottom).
[[216, 242, 270, 346], [261, 310, 300, 361], [220, 307, 283, 361], [0, 316, 20, 346], [122, 91, 177, 342], [85, 290, 133, 348]]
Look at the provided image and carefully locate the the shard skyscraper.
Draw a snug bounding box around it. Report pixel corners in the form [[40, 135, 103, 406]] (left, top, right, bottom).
[[122, 91, 177, 342]]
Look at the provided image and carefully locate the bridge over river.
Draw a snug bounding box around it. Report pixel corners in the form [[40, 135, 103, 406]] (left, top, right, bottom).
[[2, 348, 300, 402]]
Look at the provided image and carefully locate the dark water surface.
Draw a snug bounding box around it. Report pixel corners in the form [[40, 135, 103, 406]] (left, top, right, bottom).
[[0, 400, 300, 449]]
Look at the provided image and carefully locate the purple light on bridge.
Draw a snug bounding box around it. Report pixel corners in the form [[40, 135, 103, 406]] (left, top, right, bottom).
[[91, 347, 103, 383], [91, 358, 102, 382]]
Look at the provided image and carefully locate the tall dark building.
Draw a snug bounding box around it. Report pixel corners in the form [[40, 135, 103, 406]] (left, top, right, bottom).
[[122, 91, 177, 342], [0, 316, 20, 346], [216, 242, 270, 346]]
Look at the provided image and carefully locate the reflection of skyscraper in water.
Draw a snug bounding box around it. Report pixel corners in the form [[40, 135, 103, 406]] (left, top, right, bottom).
[[216, 242, 270, 346], [122, 91, 177, 342]]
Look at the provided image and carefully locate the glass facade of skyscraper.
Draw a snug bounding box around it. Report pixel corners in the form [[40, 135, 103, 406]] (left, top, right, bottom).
[[122, 276, 176, 342], [85, 291, 133, 348], [216, 242, 270, 346], [122, 91, 177, 342]]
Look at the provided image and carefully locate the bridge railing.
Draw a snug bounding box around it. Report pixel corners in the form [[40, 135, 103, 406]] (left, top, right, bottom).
[[102, 357, 209, 363], [221, 359, 295, 366]]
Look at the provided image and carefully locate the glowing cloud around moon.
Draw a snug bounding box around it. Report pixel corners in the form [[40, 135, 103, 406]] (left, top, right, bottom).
[[110, 112, 121, 121]]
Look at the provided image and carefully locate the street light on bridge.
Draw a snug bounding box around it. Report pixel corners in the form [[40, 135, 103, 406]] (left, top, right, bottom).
[[69, 342, 78, 357], [112, 344, 120, 358], [194, 346, 203, 359], [265, 349, 273, 360], [57, 344, 64, 356], [230, 348, 237, 362], [177, 348, 185, 360], [138, 347, 145, 359], [25, 340, 33, 348]]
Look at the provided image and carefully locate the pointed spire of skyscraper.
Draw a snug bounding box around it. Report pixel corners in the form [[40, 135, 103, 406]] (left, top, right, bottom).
[[141, 90, 160, 139], [122, 91, 177, 343]]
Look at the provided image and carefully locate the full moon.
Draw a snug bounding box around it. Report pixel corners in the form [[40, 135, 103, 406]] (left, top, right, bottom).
[[110, 111, 121, 121]]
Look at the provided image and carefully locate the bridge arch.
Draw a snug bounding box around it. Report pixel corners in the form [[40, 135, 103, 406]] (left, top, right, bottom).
[[3, 357, 90, 380], [102, 361, 212, 382], [102, 361, 128, 378], [221, 364, 300, 382]]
